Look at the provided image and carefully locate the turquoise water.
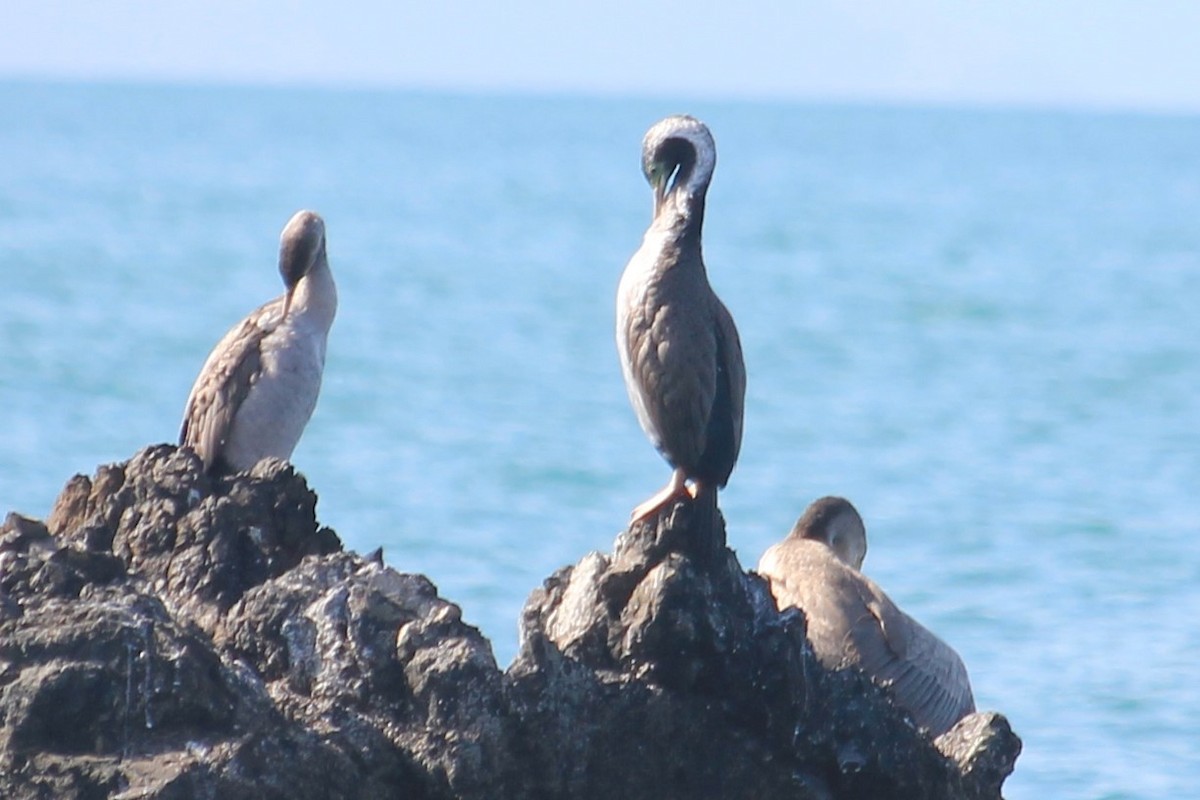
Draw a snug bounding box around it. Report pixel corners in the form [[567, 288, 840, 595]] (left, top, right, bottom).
[[2, 81, 1198, 797]]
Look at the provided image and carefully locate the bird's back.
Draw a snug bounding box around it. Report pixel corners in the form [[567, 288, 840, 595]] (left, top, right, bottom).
[[758, 538, 975, 736]]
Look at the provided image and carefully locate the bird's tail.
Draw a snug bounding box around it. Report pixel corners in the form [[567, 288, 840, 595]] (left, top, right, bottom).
[[690, 481, 726, 562]]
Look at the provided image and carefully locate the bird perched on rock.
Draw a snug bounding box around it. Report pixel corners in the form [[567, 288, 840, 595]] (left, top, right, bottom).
[[757, 496, 976, 737], [180, 210, 337, 474], [616, 115, 746, 521]]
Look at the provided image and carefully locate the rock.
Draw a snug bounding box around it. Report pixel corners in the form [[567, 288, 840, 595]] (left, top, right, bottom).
[[0, 516, 361, 799], [0, 446, 1020, 799], [46, 446, 342, 634], [505, 498, 1020, 799], [936, 712, 1024, 800]]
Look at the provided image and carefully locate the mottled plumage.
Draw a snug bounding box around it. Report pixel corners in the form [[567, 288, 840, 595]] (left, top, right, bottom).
[[616, 115, 746, 520], [757, 497, 976, 737], [180, 210, 336, 474]]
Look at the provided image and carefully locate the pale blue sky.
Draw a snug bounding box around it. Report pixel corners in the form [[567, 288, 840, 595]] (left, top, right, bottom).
[[4, 1, 1199, 112]]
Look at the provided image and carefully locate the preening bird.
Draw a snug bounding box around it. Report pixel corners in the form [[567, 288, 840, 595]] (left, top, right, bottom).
[[616, 115, 746, 521], [180, 210, 337, 474], [757, 497, 976, 737]]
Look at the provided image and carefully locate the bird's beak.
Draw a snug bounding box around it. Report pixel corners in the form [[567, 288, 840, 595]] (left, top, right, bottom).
[[651, 172, 668, 218], [283, 286, 295, 319]]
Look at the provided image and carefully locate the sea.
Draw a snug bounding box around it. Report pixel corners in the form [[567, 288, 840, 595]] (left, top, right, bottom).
[[1, 80, 1197, 798]]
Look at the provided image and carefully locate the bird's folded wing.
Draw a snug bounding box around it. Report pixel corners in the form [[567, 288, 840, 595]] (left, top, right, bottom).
[[853, 579, 976, 736], [179, 299, 279, 468], [711, 295, 745, 466]]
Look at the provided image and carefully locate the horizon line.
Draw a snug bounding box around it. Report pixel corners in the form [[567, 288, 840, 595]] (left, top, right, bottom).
[[4, 71, 1200, 122]]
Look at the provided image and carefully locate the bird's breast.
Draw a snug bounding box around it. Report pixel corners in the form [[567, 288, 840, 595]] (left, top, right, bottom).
[[221, 318, 328, 470]]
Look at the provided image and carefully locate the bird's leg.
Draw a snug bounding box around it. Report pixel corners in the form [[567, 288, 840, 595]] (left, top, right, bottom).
[[630, 467, 689, 522]]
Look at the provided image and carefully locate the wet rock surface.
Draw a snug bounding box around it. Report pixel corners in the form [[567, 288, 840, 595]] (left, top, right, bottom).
[[1, 446, 1020, 799]]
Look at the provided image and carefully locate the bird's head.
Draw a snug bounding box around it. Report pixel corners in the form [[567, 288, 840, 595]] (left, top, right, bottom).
[[790, 496, 868, 570], [641, 115, 716, 219], [278, 210, 327, 317]]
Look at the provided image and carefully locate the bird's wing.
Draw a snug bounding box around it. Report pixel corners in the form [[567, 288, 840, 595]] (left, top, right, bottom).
[[707, 294, 746, 483], [179, 298, 280, 471], [620, 286, 717, 467], [849, 576, 976, 736], [759, 540, 974, 737]]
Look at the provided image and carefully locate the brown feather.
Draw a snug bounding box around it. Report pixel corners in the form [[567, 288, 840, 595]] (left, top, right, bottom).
[[179, 298, 280, 472], [758, 536, 975, 736]]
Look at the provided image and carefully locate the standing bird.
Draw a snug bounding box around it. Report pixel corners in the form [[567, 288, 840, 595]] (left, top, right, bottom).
[[757, 497, 976, 737], [616, 115, 746, 521], [180, 210, 337, 474]]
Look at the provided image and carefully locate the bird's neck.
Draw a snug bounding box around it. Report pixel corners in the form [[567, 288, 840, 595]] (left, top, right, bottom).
[[289, 259, 337, 332], [650, 192, 706, 260]]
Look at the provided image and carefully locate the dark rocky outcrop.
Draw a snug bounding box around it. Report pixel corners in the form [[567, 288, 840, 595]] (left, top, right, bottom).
[[0, 446, 1020, 799]]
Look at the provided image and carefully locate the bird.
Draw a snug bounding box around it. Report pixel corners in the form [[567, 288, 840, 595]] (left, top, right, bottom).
[[180, 210, 337, 475], [616, 115, 746, 522], [757, 497, 976, 737]]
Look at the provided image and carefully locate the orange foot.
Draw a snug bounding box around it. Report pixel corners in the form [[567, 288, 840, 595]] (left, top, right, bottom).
[[630, 468, 689, 522]]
